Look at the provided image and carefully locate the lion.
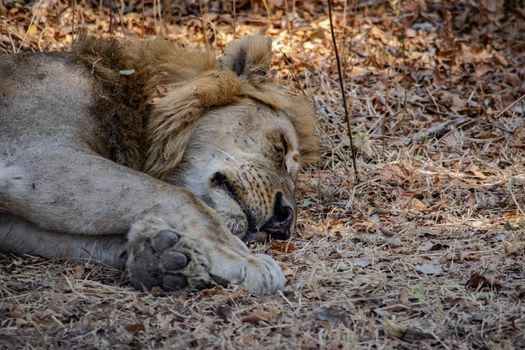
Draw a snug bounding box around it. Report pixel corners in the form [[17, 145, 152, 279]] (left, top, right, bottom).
[[0, 34, 317, 294]]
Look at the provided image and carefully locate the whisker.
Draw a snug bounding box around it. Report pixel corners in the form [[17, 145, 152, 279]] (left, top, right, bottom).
[[215, 149, 241, 164]]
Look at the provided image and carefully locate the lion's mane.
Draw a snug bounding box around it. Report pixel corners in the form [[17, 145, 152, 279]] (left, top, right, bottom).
[[73, 35, 317, 180]]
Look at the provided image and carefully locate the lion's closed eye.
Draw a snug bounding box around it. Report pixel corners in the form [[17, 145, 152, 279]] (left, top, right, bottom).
[[271, 135, 289, 168], [272, 134, 289, 155], [273, 143, 284, 154]]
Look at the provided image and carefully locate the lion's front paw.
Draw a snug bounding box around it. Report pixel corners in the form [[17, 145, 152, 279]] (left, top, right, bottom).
[[126, 229, 210, 291], [208, 250, 286, 295], [126, 215, 286, 295], [240, 253, 287, 294]]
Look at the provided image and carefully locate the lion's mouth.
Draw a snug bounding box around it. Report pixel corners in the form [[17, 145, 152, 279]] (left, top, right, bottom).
[[211, 172, 260, 242]]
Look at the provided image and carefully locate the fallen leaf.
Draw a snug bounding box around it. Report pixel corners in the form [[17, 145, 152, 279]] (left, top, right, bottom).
[[313, 307, 346, 325], [9, 306, 24, 319], [465, 273, 502, 291], [123, 323, 145, 333], [353, 258, 370, 268], [328, 251, 342, 259], [418, 241, 434, 252], [451, 95, 467, 113], [465, 192, 477, 208], [270, 241, 296, 253], [353, 132, 374, 158], [385, 237, 403, 247], [27, 24, 39, 37], [418, 242, 449, 252], [382, 318, 407, 339], [415, 264, 443, 275], [369, 26, 389, 44], [383, 318, 434, 342], [74, 264, 85, 279], [399, 288, 410, 305], [241, 311, 271, 325], [381, 164, 410, 185], [216, 305, 232, 322]]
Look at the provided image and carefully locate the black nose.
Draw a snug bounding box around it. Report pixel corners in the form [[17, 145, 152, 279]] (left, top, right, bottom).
[[260, 192, 294, 240]]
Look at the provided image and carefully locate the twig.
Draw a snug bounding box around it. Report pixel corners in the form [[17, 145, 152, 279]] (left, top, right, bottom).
[[494, 94, 525, 119], [279, 49, 306, 97], [16, 0, 43, 53], [327, 0, 358, 179], [109, 0, 113, 33], [407, 116, 472, 144], [141, 0, 145, 37], [507, 182, 525, 217], [199, 1, 207, 46], [284, 0, 290, 32], [232, 0, 236, 38], [72, 0, 75, 48]]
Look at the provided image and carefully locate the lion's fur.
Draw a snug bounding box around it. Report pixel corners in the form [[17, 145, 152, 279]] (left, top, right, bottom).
[[0, 34, 316, 294], [74, 35, 318, 180]]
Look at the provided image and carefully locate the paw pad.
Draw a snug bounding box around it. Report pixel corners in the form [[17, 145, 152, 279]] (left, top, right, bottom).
[[161, 250, 188, 270], [127, 229, 191, 292], [152, 230, 179, 252]]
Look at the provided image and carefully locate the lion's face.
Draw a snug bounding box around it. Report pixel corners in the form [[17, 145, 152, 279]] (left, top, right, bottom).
[[142, 35, 317, 242], [171, 99, 301, 242]]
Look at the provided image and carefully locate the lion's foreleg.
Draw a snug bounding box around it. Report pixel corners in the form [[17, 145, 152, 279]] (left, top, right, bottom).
[[2, 150, 285, 294], [0, 215, 127, 268], [3, 149, 203, 235]]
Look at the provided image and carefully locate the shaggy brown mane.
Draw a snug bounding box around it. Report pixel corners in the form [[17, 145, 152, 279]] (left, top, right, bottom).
[[73, 34, 317, 180]]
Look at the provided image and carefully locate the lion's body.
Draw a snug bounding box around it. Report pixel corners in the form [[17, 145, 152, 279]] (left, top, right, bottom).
[[0, 35, 316, 294]]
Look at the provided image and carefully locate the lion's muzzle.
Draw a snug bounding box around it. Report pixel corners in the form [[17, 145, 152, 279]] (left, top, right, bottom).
[[211, 169, 295, 242], [260, 191, 294, 240]]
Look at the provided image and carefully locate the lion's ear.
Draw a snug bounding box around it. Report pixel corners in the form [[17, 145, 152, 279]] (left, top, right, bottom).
[[219, 35, 272, 85]]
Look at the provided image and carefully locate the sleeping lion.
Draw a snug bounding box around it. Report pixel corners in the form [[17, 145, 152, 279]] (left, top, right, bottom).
[[0, 34, 317, 294]]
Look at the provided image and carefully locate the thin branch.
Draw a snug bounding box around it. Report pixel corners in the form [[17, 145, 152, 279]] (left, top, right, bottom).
[[495, 94, 525, 119], [16, 0, 43, 53], [280, 49, 306, 97], [327, 0, 358, 178], [232, 0, 236, 38], [109, 0, 113, 33], [141, 0, 145, 37], [72, 0, 75, 48]]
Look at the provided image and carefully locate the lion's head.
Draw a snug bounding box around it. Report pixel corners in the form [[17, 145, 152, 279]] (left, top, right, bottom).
[[176, 97, 315, 242], [77, 34, 317, 242], [145, 36, 317, 241]]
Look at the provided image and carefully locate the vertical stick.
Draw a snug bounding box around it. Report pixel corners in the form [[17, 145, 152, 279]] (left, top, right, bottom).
[[284, 0, 290, 33], [291, 0, 295, 30], [109, 0, 113, 33], [199, 0, 206, 45], [232, 0, 236, 38], [141, 0, 145, 37], [72, 0, 76, 48], [327, 0, 358, 178]]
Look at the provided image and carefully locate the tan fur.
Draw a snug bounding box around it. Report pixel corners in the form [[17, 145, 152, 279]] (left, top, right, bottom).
[[73, 34, 318, 180], [0, 34, 317, 294]]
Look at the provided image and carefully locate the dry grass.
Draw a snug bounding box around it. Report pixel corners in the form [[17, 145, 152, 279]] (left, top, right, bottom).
[[1, 1, 524, 349]]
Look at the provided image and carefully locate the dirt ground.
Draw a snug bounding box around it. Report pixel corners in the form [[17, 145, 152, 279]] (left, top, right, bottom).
[[1, 1, 524, 349]]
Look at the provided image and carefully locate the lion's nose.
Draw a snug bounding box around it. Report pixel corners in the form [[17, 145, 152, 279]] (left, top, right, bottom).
[[260, 192, 294, 240]]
